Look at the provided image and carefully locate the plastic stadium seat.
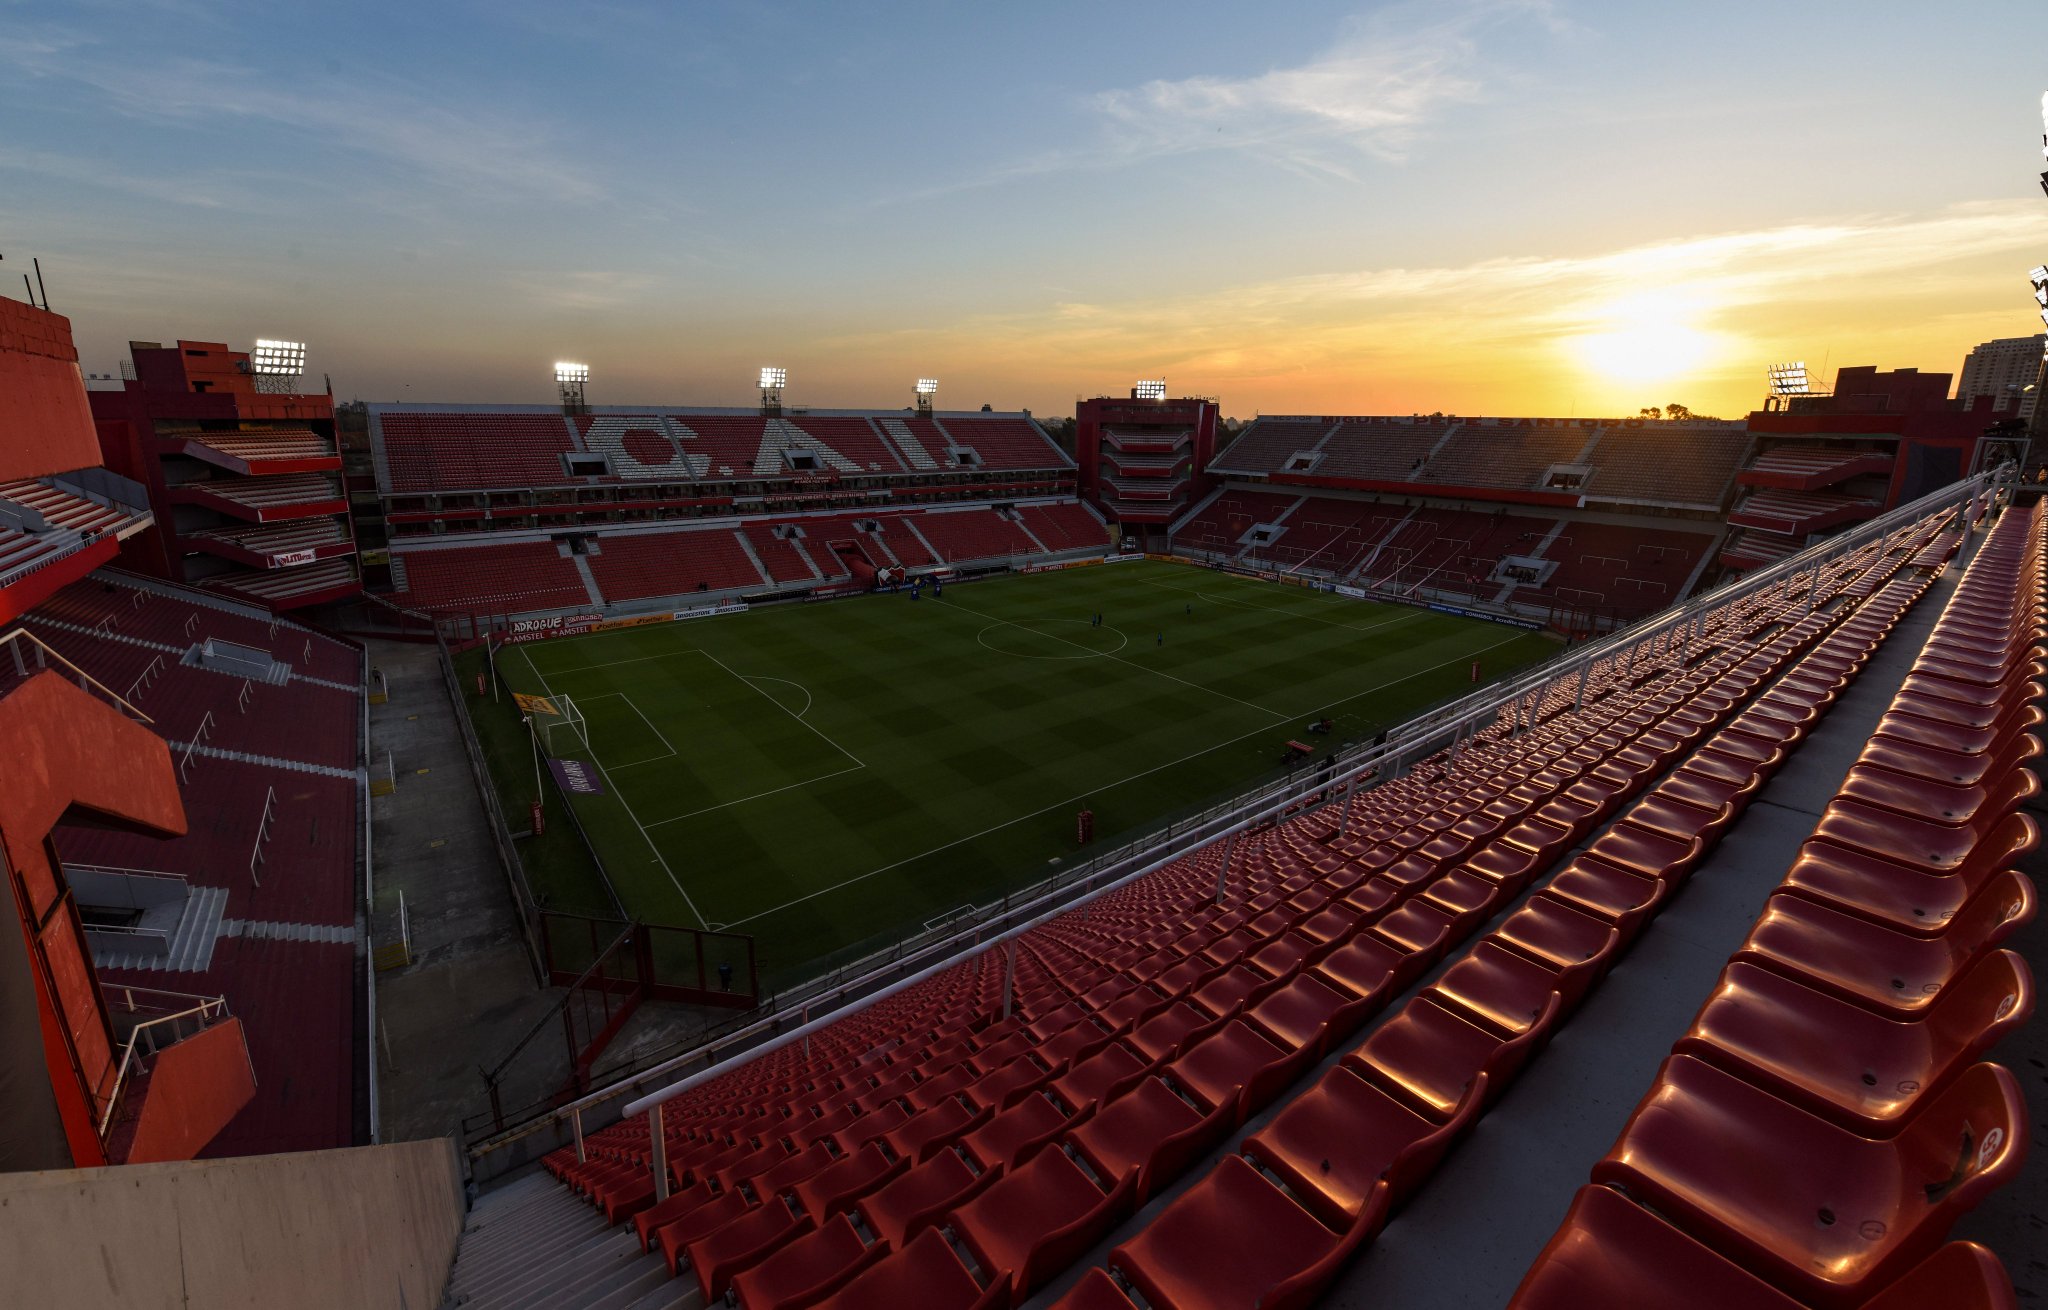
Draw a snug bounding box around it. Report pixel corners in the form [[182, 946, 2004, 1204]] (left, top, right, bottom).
[[1591, 1056, 2027, 1306], [654, 1188, 749, 1275], [949, 1145, 1138, 1304], [727, 1213, 886, 1310], [745, 1141, 836, 1201], [1243, 1065, 1485, 1227], [1128, 1001, 1226, 1065], [1047, 1268, 1142, 1310], [1542, 855, 1671, 942], [1110, 1155, 1386, 1310], [884, 1095, 989, 1162], [1511, 1184, 1816, 1309], [811, 1227, 1006, 1310], [683, 1199, 813, 1300], [1857, 1241, 2020, 1310], [1169, 1018, 1318, 1124], [959, 1091, 1069, 1173], [1781, 825, 2034, 936], [791, 1142, 903, 1224], [1048, 1041, 1150, 1114], [1346, 993, 1558, 1117], [1066, 1075, 1231, 1204], [1492, 896, 1623, 975], [1836, 764, 2037, 828], [1428, 939, 1592, 1036], [632, 1179, 714, 1251], [1244, 971, 1378, 1057], [1810, 802, 2038, 879], [1736, 875, 2036, 1017], [856, 1148, 996, 1246], [1674, 954, 2033, 1135]]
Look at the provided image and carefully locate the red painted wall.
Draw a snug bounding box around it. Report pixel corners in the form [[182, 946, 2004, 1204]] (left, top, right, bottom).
[[0, 300, 102, 481]]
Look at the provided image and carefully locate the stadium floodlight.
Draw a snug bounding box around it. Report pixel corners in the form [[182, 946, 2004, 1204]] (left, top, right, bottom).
[[1134, 379, 1168, 401], [250, 338, 307, 376], [554, 361, 590, 384], [1766, 361, 1812, 396], [915, 378, 939, 395], [759, 366, 788, 390]]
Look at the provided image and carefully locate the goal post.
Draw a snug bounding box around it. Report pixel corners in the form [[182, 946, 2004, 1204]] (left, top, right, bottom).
[[539, 694, 588, 756]]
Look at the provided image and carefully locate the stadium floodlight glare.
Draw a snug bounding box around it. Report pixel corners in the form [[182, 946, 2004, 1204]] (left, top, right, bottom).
[[1134, 379, 1168, 401], [250, 338, 307, 375], [555, 361, 589, 384], [760, 366, 788, 390], [1766, 361, 1812, 396], [915, 378, 939, 396]]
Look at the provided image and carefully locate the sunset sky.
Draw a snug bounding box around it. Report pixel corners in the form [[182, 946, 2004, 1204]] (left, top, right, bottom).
[[4, 0, 2045, 420]]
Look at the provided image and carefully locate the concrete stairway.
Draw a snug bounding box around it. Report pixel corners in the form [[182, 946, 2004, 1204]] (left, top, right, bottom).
[[440, 1171, 694, 1310]]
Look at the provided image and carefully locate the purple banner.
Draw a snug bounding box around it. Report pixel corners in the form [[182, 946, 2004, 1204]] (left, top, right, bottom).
[[548, 757, 606, 796]]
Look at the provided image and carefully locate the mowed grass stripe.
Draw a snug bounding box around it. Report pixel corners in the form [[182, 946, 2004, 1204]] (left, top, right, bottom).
[[480, 560, 1556, 981]]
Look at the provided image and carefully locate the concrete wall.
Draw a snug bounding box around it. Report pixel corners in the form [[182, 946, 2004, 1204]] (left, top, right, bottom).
[[0, 1137, 464, 1309]]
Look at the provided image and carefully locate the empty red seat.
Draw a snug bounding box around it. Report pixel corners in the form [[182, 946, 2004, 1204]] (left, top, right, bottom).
[[632, 1179, 714, 1251], [1428, 939, 1590, 1036], [810, 1226, 1005, 1310], [683, 1199, 812, 1300], [1065, 1075, 1229, 1204], [960, 1091, 1069, 1173], [1167, 1019, 1316, 1124], [1047, 1268, 1142, 1310], [1346, 993, 1556, 1116], [654, 1188, 748, 1275], [1511, 1184, 1812, 1309], [949, 1145, 1138, 1303], [884, 1095, 988, 1162], [1736, 875, 2035, 1017], [855, 1148, 995, 1246], [1591, 1056, 2027, 1306], [728, 1212, 885, 1310], [1243, 1063, 1484, 1227], [1048, 1041, 1150, 1113], [1110, 1155, 1384, 1310], [1674, 953, 2033, 1135], [791, 1141, 903, 1224], [1244, 971, 1377, 1057]]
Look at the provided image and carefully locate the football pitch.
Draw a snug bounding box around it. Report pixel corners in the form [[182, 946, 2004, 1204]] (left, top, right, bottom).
[[461, 559, 1557, 986]]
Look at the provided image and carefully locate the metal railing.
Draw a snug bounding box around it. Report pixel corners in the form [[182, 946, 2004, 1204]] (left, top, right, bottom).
[[0, 628, 154, 723], [97, 995, 234, 1139], [460, 472, 1997, 1169]]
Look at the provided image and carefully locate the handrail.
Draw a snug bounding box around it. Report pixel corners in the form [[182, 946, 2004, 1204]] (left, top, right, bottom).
[[64, 863, 190, 885], [97, 996, 231, 1138], [467, 471, 1998, 1157], [0, 628, 154, 723]]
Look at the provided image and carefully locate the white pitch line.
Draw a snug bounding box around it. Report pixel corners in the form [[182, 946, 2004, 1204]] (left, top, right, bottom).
[[936, 593, 1290, 723], [522, 646, 708, 930], [1133, 573, 1419, 636], [644, 763, 865, 826], [699, 650, 863, 769], [537, 647, 704, 676], [740, 674, 815, 719], [718, 627, 1537, 931], [579, 691, 678, 760]]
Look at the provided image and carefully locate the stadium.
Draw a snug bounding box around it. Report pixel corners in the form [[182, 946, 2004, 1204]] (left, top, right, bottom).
[[3, 10, 2047, 1310]]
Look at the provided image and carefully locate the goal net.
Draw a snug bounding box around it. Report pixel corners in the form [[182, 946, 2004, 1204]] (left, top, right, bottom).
[[538, 695, 589, 756]]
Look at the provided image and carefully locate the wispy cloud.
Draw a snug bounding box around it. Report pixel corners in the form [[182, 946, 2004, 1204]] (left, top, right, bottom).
[[0, 29, 606, 204], [826, 199, 2048, 414], [877, 0, 1559, 206], [1093, 0, 1557, 176]]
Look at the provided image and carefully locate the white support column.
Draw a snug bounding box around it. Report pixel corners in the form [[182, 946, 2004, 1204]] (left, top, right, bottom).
[[1214, 832, 1238, 904], [571, 1107, 586, 1164], [1001, 940, 1017, 1020]]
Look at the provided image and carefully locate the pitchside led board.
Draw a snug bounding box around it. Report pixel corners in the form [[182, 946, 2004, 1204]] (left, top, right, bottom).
[[514, 693, 559, 716]]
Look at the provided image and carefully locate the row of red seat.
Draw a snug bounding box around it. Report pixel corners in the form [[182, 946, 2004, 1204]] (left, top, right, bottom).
[[1512, 503, 2042, 1309], [1052, 516, 1954, 1309], [520, 515, 1959, 1308]]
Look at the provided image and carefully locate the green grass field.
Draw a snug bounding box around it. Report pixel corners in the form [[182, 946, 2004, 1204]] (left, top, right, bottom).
[[462, 559, 1557, 986]]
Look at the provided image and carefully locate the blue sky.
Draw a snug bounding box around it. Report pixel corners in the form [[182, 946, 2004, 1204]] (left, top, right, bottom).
[[3, 0, 2045, 417]]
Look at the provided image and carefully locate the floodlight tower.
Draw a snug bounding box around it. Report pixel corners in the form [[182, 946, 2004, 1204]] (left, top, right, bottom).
[[555, 361, 590, 414], [915, 377, 938, 416], [1133, 379, 1167, 402], [760, 365, 787, 415], [249, 338, 307, 394], [1763, 361, 1827, 412]]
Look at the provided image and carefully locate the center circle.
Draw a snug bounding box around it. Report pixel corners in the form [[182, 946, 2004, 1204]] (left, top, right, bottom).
[[976, 619, 1130, 660]]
